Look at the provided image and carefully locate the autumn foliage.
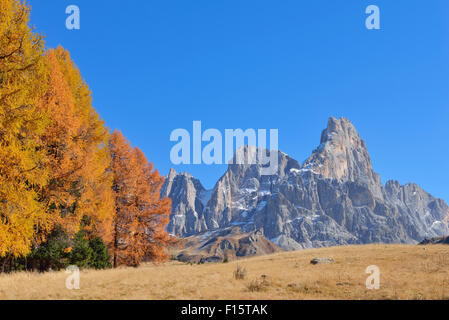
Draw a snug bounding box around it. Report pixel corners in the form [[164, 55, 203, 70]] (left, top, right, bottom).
[[110, 131, 174, 267], [0, 0, 174, 270], [39, 47, 115, 241], [0, 0, 49, 258]]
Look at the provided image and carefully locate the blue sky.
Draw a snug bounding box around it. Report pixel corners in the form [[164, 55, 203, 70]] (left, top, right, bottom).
[[28, 0, 449, 201]]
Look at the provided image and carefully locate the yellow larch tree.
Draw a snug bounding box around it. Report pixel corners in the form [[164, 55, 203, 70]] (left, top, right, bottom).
[[38, 47, 115, 243], [0, 0, 51, 258]]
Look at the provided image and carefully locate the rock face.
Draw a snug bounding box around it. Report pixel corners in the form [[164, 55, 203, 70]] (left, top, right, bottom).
[[161, 169, 210, 236], [162, 117, 449, 251]]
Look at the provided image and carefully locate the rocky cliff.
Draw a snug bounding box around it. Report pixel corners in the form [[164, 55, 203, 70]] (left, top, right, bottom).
[[162, 117, 449, 251]]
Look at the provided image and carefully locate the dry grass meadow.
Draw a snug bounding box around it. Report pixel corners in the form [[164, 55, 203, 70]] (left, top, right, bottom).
[[0, 244, 448, 300]]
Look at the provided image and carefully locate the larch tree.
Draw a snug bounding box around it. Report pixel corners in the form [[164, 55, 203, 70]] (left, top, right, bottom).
[[109, 130, 139, 267], [38, 47, 115, 243], [0, 0, 52, 258], [109, 131, 174, 267], [133, 148, 175, 263]]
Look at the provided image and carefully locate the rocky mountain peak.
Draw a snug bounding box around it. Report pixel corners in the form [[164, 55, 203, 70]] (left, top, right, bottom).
[[161, 169, 209, 236], [320, 117, 362, 145], [167, 168, 178, 180], [303, 117, 381, 190]]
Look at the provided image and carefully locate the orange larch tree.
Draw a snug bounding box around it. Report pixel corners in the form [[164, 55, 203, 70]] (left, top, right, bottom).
[[109, 130, 139, 267], [38, 47, 115, 243], [133, 148, 175, 263], [109, 131, 174, 267]]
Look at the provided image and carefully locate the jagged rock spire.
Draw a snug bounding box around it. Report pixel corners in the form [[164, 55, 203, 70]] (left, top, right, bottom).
[[303, 117, 382, 192]]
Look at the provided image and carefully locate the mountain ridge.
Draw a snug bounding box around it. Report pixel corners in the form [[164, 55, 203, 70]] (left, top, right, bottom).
[[162, 117, 449, 252]]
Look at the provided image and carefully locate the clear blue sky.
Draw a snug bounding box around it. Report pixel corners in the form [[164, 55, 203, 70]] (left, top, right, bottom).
[[28, 0, 449, 201]]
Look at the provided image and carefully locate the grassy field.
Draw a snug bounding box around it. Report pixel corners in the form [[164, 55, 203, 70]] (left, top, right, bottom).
[[0, 244, 448, 300]]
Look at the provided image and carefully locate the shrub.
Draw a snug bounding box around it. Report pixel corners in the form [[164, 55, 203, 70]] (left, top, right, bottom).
[[88, 237, 112, 269], [28, 227, 72, 271], [246, 277, 270, 292], [69, 231, 93, 269], [233, 265, 247, 280], [11, 228, 112, 272]]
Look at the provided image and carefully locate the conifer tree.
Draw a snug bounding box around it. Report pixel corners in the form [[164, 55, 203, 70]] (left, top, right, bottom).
[[0, 0, 51, 258], [38, 47, 115, 242], [109, 131, 174, 267], [133, 148, 175, 263]]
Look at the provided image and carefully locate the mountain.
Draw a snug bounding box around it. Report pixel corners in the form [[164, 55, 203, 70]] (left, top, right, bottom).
[[162, 117, 449, 252]]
